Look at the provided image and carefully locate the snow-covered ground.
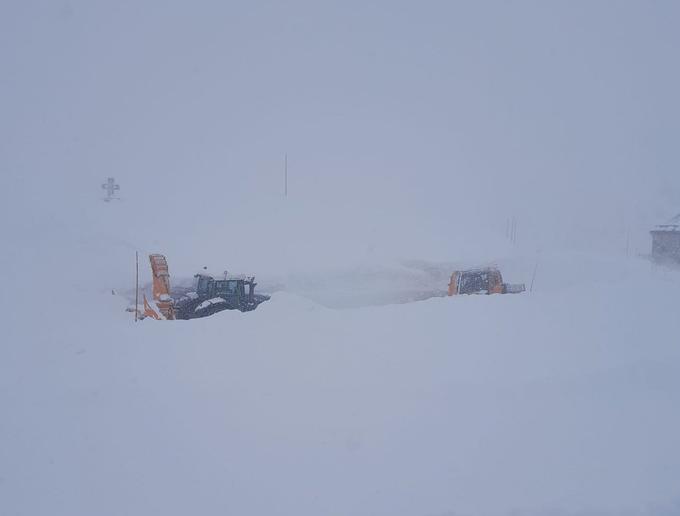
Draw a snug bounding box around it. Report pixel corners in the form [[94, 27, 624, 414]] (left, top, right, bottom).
[[3, 3, 680, 513], [2, 196, 680, 516]]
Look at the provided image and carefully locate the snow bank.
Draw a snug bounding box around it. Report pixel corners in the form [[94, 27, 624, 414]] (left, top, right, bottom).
[[1, 195, 680, 516]]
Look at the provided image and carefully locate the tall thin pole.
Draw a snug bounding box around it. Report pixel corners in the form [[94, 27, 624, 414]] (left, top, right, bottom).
[[284, 153, 288, 197], [135, 251, 139, 322], [530, 258, 539, 292]]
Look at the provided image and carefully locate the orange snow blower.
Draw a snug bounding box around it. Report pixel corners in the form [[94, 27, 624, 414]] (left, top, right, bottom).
[[144, 254, 175, 320], [448, 267, 525, 296]]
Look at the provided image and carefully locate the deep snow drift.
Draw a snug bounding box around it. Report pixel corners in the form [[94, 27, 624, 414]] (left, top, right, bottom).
[[1, 196, 680, 516]]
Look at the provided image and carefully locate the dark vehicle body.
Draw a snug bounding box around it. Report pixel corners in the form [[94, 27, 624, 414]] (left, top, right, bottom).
[[175, 273, 270, 319]]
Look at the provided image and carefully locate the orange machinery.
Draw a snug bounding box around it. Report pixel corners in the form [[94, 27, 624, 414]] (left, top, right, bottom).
[[144, 254, 175, 319], [448, 267, 525, 296]]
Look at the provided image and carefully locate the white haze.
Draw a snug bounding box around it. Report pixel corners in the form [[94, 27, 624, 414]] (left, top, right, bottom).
[[2, 2, 680, 516], [3, 0, 680, 257]]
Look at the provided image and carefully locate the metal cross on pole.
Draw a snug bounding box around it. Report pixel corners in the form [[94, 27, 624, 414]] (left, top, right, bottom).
[[102, 177, 120, 202]]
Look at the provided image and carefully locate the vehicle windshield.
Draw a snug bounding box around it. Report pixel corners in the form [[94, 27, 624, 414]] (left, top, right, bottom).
[[195, 276, 211, 296], [215, 280, 240, 296], [460, 272, 488, 294]]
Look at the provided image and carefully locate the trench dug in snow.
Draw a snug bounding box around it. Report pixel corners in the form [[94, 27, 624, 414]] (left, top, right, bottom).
[[134, 261, 514, 312]]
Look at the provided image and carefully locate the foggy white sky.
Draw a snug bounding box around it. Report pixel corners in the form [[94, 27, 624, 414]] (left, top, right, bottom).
[[2, 1, 679, 257]]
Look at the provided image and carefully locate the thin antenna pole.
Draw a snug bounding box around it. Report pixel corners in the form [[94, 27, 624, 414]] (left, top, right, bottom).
[[135, 251, 139, 322], [284, 153, 288, 197], [530, 257, 539, 292]]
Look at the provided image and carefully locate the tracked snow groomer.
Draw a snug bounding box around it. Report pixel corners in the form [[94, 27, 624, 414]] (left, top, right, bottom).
[[447, 267, 525, 296], [142, 254, 269, 320]]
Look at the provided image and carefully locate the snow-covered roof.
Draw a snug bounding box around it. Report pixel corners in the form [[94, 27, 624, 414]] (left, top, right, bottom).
[[652, 226, 679, 232], [194, 270, 252, 281], [194, 269, 226, 278], [652, 213, 680, 232]]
